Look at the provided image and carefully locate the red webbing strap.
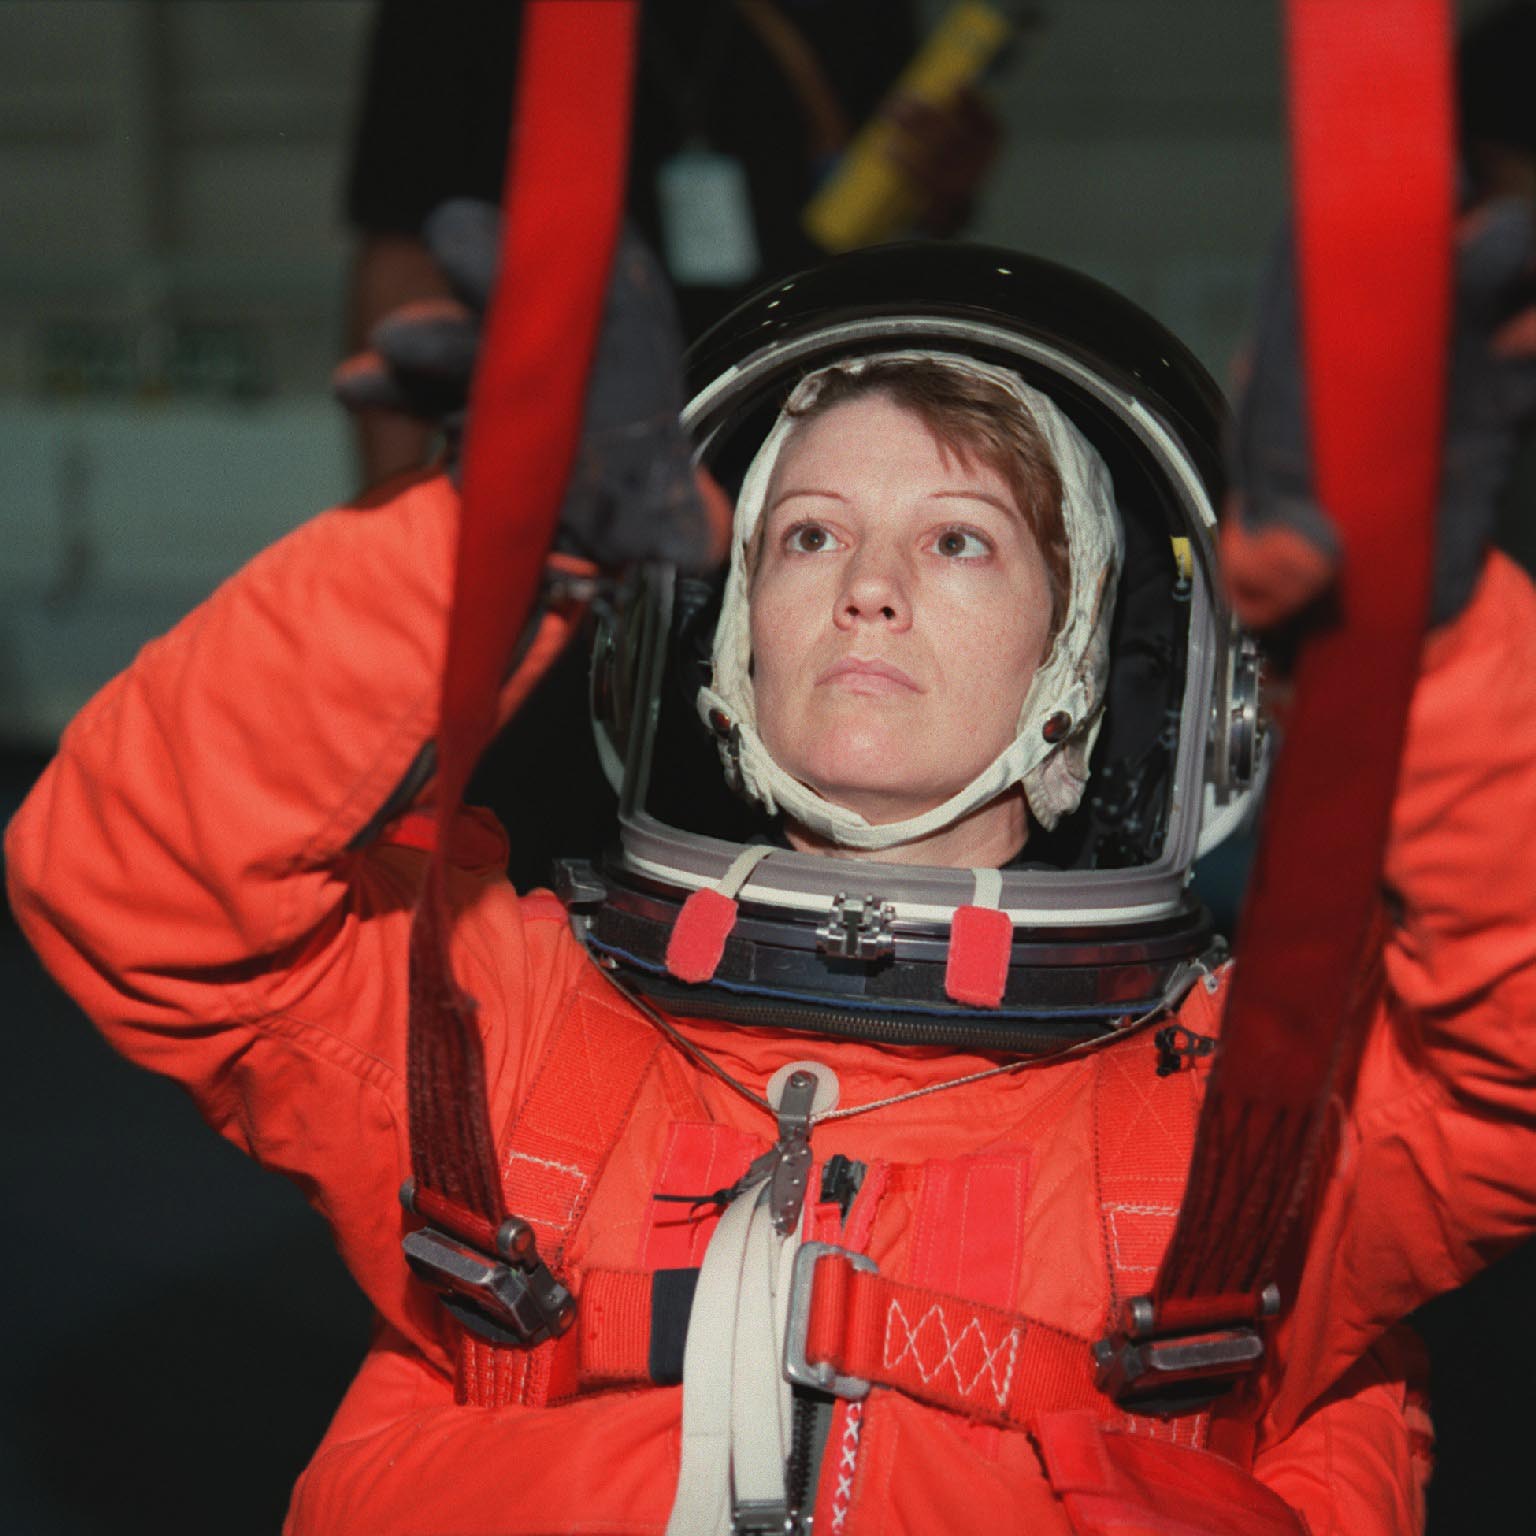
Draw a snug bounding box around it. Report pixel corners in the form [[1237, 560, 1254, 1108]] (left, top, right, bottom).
[[456, 979, 663, 1407], [1094, 1030, 1213, 1447], [406, 2, 637, 1223], [805, 1254, 1102, 1427], [577, 1269, 657, 1386], [1152, 0, 1452, 1313], [567, 1259, 1102, 1425]]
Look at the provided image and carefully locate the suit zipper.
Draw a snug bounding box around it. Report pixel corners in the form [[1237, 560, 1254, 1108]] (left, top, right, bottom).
[[785, 1156, 869, 1532]]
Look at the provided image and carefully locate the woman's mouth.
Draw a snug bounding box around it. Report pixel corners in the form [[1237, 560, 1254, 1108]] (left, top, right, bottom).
[[816, 656, 922, 693]]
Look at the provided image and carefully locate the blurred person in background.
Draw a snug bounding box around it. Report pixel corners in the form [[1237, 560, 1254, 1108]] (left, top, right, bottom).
[[345, 0, 1006, 488], [1223, 0, 1536, 635], [1459, 0, 1536, 577]]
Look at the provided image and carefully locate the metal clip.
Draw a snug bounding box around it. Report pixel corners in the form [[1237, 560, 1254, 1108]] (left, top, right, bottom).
[[1153, 1023, 1216, 1076], [553, 858, 608, 943], [732, 1499, 797, 1536], [400, 1181, 574, 1348], [783, 1242, 877, 1399], [816, 892, 895, 961], [1092, 1285, 1279, 1415], [768, 1070, 818, 1236], [551, 857, 606, 909]]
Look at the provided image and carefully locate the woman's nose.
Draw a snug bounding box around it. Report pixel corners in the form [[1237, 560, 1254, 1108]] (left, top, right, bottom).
[[835, 546, 911, 630]]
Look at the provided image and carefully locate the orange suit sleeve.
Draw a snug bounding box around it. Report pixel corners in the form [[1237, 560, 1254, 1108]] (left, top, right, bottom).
[[3, 472, 581, 1357], [1261, 549, 1536, 1440]]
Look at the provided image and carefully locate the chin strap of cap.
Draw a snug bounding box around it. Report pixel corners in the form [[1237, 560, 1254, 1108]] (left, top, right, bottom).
[[401, 0, 637, 1351], [1097, 0, 1451, 1413]]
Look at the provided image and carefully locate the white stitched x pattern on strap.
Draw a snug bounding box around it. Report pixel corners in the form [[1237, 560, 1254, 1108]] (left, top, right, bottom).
[[882, 1297, 1023, 1411], [828, 1402, 863, 1534]]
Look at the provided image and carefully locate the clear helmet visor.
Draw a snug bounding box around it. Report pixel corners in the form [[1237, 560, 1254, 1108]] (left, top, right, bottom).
[[592, 319, 1253, 897], [591, 249, 1264, 941], [580, 248, 1265, 1044]]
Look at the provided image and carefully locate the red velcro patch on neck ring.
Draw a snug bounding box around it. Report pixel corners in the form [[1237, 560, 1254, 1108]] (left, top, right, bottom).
[[664, 887, 740, 984], [945, 904, 1013, 1008]]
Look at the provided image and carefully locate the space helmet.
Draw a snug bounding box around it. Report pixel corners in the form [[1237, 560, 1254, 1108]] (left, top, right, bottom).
[[565, 242, 1262, 1053]]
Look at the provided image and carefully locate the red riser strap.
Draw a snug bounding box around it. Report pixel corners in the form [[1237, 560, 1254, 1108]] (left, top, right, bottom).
[[806, 1253, 1103, 1427], [410, 1183, 503, 1257], [441, 0, 637, 812], [1157, 0, 1451, 1304], [454, 980, 664, 1407], [408, 1, 639, 1216]]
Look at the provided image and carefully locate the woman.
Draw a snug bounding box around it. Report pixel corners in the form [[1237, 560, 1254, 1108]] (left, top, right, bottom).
[[710, 353, 1108, 870], [9, 239, 1536, 1535]]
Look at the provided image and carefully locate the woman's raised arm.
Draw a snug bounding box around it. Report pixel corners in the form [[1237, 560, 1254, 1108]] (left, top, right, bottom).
[[7, 475, 468, 1037], [1260, 549, 1536, 1443]]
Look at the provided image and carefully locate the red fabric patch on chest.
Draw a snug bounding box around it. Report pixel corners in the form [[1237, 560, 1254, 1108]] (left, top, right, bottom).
[[905, 1148, 1034, 1456], [908, 1149, 1034, 1313], [638, 1121, 768, 1269]]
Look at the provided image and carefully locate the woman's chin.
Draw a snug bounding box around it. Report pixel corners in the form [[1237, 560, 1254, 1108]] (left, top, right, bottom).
[[765, 717, 1009, 824], [790, 753, 971, 825]]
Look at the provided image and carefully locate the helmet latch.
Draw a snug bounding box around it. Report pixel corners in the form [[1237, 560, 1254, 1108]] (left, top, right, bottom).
[[816, 893, 895, 961]]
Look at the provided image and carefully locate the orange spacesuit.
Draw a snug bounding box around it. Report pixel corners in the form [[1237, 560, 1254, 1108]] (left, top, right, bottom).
[[10, 468, 1536, 1534]]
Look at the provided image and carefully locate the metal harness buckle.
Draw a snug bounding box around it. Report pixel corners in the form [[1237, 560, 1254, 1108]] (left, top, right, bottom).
[[783, 1241, 877, 1399], [399, 1180, 574, 1348], [1092, 1286, 1280, 1415]]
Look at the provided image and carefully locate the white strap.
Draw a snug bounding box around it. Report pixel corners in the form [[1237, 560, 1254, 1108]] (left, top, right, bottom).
[[717, 841, 775, 899], [729, 1190, 798, 1511], [667, 1181, 761, 1536], [667, 1168, 804, 1534], [970, 866, 1004, 909]]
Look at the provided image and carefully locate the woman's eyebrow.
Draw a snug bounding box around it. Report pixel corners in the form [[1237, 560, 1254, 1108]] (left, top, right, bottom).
[[766, 487, 849, 513], [929, 489, 1017, 516]]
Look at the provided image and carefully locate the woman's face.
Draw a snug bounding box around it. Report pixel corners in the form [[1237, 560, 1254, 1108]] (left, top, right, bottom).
[[749, 392, 1055, 826]]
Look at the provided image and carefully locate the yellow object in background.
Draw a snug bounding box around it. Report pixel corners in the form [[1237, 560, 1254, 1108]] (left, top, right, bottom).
[[802, 1, 1014, 254]]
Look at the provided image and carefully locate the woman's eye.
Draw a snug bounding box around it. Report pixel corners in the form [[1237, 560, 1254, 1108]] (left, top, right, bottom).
[[784, 522, 842, 554], [931, 527, 992, 560]]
